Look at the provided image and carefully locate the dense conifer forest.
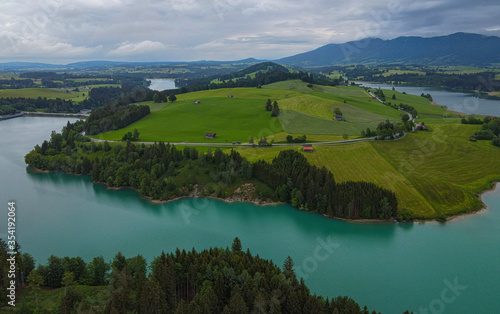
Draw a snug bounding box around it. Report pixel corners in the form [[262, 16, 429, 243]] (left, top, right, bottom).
[[0, 238, 387, 313]]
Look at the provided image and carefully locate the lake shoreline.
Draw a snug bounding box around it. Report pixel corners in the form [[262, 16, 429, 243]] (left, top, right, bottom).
[[28, 163, 499, 224]]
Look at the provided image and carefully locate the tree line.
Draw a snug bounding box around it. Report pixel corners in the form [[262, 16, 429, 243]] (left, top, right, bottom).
[[1, 238, 385, 313], [84, 104, 150, 135], [25, 122, 400, 220], [0, 77, 35, 89]]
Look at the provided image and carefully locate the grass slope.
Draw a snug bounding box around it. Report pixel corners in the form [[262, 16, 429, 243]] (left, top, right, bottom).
[[93, 96, 284, 143], [236, 123, 500, 219]]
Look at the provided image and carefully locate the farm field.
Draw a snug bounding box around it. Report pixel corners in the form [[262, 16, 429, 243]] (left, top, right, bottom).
[[92, 81, 420, 143], [92, 96, 284, 143], [236, 122, 500, 219]]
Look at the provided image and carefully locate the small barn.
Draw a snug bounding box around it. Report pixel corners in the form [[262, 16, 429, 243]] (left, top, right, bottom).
[[228, 94, 233, 98], [194, 100, 201, 104], [205, 132, 216, 139], [302, 144, 313, 152], [334, 115, 343, 121]]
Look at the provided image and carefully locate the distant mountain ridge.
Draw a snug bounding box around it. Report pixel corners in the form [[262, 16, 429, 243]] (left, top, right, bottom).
[[277, 33, 500, 67]]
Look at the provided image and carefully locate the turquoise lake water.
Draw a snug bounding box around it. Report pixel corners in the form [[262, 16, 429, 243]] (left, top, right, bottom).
[[1, 117, 499, 313]]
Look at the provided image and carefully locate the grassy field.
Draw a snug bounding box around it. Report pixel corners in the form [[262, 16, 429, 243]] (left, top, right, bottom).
[[279, 109, 361, 135], [93, 96, 284, 143], [0, 88, 84, 100], [92, 82, 418, 142], [236, 123, 500, 219], [0, 84, 121, 103]]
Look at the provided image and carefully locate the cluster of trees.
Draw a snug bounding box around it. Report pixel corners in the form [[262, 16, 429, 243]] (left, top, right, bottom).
[[0, 97, 82, 113], [252, 150, 398, 219], [84, 104, 150, 135], [2, 238, 381, 313], [265, 99, 280, 117], [122, 129, 140, 141], [461, 116, 484, 124], [467, 116, 500, 147], [398, 103, 417, 117], [372, 89, 386, 102], [0, 77, 35, 89], [420, 93, 433, 101], [26, 122, 399, 220], [372, 120, 408, 140], [286, 134, 307, 143], [153, 92, 177, 103]]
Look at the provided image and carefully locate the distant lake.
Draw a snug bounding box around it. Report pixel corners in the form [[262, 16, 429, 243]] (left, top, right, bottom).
[[356, 82, 500, 117], [148, 79, 177, 91]]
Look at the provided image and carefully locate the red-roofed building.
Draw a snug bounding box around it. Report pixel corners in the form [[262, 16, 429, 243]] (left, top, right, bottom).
[[302, 144, 313, 152]]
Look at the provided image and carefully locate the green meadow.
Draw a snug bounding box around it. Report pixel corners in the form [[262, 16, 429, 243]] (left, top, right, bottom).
[[87, 80, 500, 219], [235, 123, 500, 219], [93, 96, 284, 143]]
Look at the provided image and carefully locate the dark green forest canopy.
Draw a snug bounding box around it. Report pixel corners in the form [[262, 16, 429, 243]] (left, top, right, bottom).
[[25, 122, 398, 220], [0, 238, 383, 313]]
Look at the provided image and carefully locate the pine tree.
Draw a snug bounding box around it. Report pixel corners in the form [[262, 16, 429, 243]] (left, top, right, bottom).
[[232, 237, 242, 252], [283, 256, 295, 277]]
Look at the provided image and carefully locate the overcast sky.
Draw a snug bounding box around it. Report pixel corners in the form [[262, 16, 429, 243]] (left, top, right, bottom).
[[1, 0, 499, 63]]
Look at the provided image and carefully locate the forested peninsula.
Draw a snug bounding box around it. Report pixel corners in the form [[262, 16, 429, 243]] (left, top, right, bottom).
[[24, 121, 399, 221]]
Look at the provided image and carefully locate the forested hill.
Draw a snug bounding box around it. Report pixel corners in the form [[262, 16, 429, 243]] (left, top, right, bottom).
[[278, 33, 500, 67], [178, 62, 340, 90]]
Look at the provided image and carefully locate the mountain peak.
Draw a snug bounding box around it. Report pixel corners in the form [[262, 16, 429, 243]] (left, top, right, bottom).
[[278, 33, 500, 67]]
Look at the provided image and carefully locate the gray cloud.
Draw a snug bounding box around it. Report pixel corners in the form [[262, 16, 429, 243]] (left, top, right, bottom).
[[0, 0, 498, 63]]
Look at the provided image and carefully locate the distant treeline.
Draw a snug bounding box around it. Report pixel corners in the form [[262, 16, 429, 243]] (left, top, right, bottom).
[[0, 86, 125, 114], [0, 83, 157, 115], [19, 72, 148, 88], [175, 62, 341, 92], [0, 238, 382, 313], [0, 78, 35, 89], [25, 122, 399, 220], [324, 65, 500, 92]]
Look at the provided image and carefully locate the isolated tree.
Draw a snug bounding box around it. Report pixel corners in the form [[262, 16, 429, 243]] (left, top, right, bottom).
[[265, 99, 272, 111], [249, 136, 254, 144], [271, 101, 280, 117], [343, 134, 349, 140], [27, 270, 44, 306], [334, 107, 342, 116], [168, 94, 177, 102], [283, 256, 295, 276], [392, 94, 396, 100], [232, 237, 242, 252]]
